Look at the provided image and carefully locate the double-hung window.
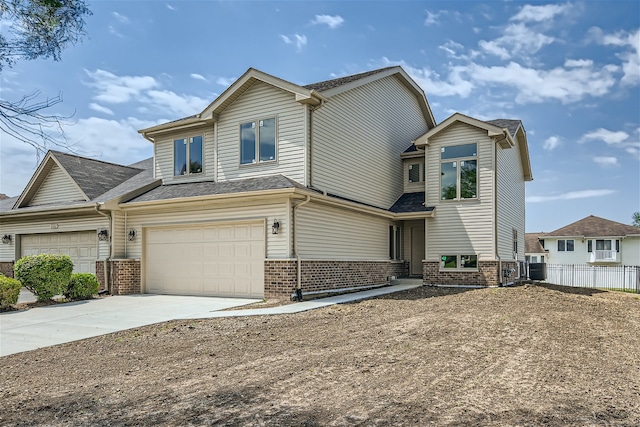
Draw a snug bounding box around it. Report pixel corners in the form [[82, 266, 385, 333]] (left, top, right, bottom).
[[557, 239, 574, 252], [174, 136, 203, 176], [240, 117, 276, 165], [440, 143, 477, 200]]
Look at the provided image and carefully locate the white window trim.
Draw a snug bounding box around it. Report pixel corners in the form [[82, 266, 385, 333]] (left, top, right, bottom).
[[173, 135, 204, 177], [439, 254, 479, 271], [439, 143, 478, 202], [239, 116, 278, 167]]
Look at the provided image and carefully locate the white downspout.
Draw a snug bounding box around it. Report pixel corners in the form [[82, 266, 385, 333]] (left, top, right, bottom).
[[293, 195, 311, 300], [493, 139, 502, 286], [95, 203, 112, 293]]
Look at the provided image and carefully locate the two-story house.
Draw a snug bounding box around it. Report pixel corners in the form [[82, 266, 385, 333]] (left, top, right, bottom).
[[0, 66, 532, 298], [532, 215, 640, 266]]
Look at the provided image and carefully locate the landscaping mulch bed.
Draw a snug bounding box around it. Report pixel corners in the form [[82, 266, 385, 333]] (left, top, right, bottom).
[[1, 283, 639, 426]]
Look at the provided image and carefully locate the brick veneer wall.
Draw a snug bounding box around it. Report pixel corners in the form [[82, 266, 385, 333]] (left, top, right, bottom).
[[423, 260, 526, 287], [264, 260, 409, 298], [0, 261, 14, 278], [95, 259, 141, 295]]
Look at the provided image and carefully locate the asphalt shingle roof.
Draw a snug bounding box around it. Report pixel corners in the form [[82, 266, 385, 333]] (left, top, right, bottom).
[[125, 174, 306, 204], [51, 151, 145, 200], [389, 192, 434, 214], [541, 215, 640, 238], [525, 233, 547, 253], [485, 119, 522, 137], [303, 67, 397, 92]]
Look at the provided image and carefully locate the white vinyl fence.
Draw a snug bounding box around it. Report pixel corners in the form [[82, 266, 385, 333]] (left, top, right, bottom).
[[540, 264, 640, 293]]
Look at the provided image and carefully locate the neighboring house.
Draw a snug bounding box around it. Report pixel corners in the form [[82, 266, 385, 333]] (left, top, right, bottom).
[[0, 66, 532, 298], [525, 233, 547, 263], [533, 215, 640, 266]]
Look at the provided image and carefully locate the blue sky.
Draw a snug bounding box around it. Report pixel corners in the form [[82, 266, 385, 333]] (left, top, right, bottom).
[[0, 0, 638, 232]]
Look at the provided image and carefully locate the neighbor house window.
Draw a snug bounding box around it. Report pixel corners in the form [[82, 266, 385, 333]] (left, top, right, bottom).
[[240, 117, 276, 165], [440, 143, 477, 200], [557, 239, 574, 252], [441, 255, 477, 269], [408, 163, 423, 183], [174, 136, 203, 176]]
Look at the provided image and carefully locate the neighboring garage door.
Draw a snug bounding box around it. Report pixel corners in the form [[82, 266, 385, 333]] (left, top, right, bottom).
[[21, 231, 97, 274], [145, 222, 265, 298]]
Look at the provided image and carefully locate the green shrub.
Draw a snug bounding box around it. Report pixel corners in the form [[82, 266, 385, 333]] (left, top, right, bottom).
[[14, 254, 73, 302], [0, 275, 21, 309], [65, 273, 99, 300]]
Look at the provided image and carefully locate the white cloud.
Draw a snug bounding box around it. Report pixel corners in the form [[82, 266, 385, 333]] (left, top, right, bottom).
[[143, 90, 209, 117], [424, 10, 441, 26], [311, 15, 344, 29], [216, 77, 235, 87], [543, 136, 561, 150], [510, 4, 572, 23], [89, 103, 114, 115], [112, 12, 130, 24], [83, 69, 209, 117], [579, 128, 629, 145], [381, 57, 474, 97], [108, 25, 123, 38], [479, 23, 555, 60], [593, 156, 619, 166], [84, 69, 159, 104], [527, 189, 617, 203], [166, 4, 175, 11], [190, 73, 207, 82], [280, 34, 307, 52], [590, 27, 640, 86], [467, 61, 618, 104], [438, 40, 468, 60]]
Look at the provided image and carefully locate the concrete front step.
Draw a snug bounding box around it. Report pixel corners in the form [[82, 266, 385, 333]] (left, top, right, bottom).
[[390, 278, 423, 285]]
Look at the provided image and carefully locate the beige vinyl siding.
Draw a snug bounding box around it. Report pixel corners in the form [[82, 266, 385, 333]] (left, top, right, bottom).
[[312, 75, 429, 209], [217, 82, 306, 183], [29, 164, 85, 206], [425, 122, 495, 262], [0, 215, 109, 262], [296, 202, 390, 260], [153, 126, 214, 184], [112, 210, 126, 258], [122, 199, 289, 259], [496, 133, 526, 261]]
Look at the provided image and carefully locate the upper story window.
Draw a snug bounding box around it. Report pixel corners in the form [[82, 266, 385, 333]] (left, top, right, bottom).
[[408, 163, 423, 183], [557, 239, 574, 252], [240, 117, 276, 165], [440, 143, 477, 200], [174, 136, 203, 176]]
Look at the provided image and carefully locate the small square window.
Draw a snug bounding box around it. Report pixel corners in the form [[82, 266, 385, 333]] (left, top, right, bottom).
[[408, 163, 421, 183], [441, 255, 457, 269]]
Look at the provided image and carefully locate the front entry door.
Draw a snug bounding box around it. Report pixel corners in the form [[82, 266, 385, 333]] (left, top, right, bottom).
[[411, 226, 425, 276]]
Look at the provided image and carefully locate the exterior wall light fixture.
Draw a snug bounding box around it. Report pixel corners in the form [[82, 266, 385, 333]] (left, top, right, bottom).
[[128, 229, 137, 241], [1, 234, 11, 244], [272, 219, 280, 235], [97, 229, 109, 241]]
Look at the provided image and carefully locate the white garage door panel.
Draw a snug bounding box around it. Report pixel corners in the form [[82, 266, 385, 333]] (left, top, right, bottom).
[[21, 231, 97, 274], [145, 222, 264, 298]]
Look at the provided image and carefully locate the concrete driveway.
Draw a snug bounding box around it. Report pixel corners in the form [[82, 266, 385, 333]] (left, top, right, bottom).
[[1, 294, 260, 357]]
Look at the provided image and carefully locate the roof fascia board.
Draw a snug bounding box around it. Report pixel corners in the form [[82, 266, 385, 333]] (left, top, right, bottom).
[[400, 150, 424, 159], [200, 68, 323, 119], [393, 211, 435, 220], [119, 187, 299, 210], [414, 113, 506, 147], [139, 119, 214, 139], [101, 179, 163, 210], [516, 126, 534, 182], [1, 203, 96, 218]]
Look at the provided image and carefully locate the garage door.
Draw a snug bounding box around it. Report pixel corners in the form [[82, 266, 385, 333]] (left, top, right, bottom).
[[145, 222, 265, 298], [21, 231, 97, 274]]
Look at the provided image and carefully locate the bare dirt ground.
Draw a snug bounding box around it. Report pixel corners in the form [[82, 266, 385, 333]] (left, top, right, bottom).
[[1, 283, 639, 426]]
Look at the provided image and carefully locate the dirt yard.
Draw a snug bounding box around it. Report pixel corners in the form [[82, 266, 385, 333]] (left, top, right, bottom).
[[1, 284, 639, 426]]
